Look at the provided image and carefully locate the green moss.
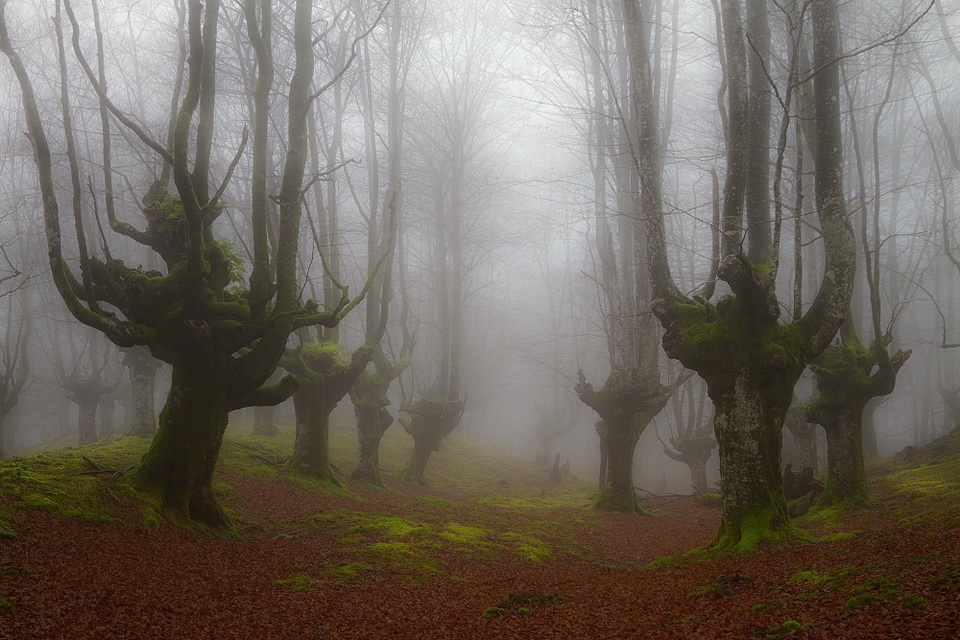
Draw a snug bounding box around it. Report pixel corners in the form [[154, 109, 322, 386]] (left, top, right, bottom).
[[764, 620, 804, 640], [0, 519, 16, 541], [275, 573, 315, 592], [710, 506, 808, 554], [788, 567, 855, 592], [900, 594, 928, 610], [300, 340, 350, 373], [17, 493, 59, 512], [481, 592, 562, 618], [0, 594, 14, 616], [843, 593, 882, 610], [932, 564, 960, 592], [441, 523, 490, 544], [499, 532, 551, 562], [345, 515, 429, 538], [142, 506, 161, 528], [324, 562, 373, 585]]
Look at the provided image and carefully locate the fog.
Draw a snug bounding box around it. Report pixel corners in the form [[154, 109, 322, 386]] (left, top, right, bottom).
[[0, 0, 958, 498]]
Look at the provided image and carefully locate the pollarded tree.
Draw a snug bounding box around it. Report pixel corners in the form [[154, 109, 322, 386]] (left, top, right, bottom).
[[0, 0, 352, 528], [806, 315, 910, 508], [660, 377, 716, 494], [52, 330, 120, 446], [284, 340, 373, 483], [624, 0, 857, 550], [568, 0, 683, 515]]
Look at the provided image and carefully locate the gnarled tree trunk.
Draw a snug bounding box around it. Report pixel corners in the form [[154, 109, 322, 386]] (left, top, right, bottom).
[[401, 398, 463, 487]]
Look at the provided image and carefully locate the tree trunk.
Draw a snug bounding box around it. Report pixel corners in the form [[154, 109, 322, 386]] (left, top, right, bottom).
[[817, 408, 868, 508], [596, 417, 644, 513], [350, 372, 393, 486], [132, 355, 232, 530], [711, 373, 793, 551], [289, 384, 339, 484], [128, 350, 158, 438], [861, 397, 881, 458], [252, 405, 278, 437], [403, 430, 438, 487], [690, 459, 708, 494], [596, 420, 607, 491], [77, 401, 98, 445], [401, 399, 463, 487], [785, 408, 819, 473], [99, 395, 116, 438]]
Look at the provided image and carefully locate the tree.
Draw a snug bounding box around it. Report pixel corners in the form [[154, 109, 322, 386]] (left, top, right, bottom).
[[400, 396, 464, 486], [122, 347, 161, 438], [0, 0, 352, 528], [0, 287, 29, 459], [627, 0, 857, 550], [53, 330, 120, 446], [806, 316, 911, 508], [660, 377, 716, 494], [347, 0, 418, 487], [784, 401, 818, 474], [284, 340, 373, 483], [561, 0, 682, 515]]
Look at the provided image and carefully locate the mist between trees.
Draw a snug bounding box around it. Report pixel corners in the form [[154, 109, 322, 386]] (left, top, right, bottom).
[[0, 0, 957, 540]]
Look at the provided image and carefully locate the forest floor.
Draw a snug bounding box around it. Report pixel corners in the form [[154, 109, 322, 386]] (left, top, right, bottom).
[[1, 424, 959, 639]]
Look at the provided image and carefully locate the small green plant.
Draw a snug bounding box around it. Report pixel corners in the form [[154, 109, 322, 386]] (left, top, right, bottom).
[[0, 593, 14, 616], [480, 592, 563, 618], [765, 620, 803, 639], [932, 564, 960, 592], [900, 594, 928, 610], [843, 593, 882, 610]]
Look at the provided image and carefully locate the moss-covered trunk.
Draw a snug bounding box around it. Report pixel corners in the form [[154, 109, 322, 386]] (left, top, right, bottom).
[[349, 371, 393, 486], [132, 355, 232, 529], [817, 408, 868, 508], [351, 403, 392, 486], [710, 372, 793, 552], [595, 417, 644, 513], [289, 384, 339, 484]]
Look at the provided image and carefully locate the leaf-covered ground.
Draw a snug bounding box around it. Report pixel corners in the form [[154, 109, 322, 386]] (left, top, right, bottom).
[[1, 425, 959, 639]]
